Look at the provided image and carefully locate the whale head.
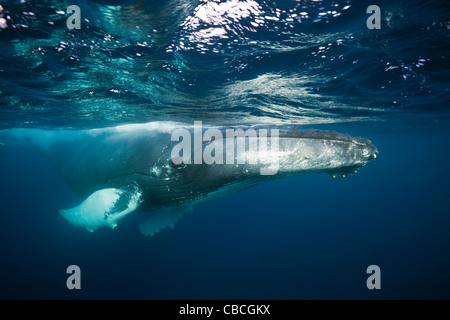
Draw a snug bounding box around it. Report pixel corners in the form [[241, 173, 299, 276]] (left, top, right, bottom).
[[273, 129, 378, 178]]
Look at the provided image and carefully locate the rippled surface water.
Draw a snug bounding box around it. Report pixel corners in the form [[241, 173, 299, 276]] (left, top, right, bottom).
[[0, 0, 449, 128]]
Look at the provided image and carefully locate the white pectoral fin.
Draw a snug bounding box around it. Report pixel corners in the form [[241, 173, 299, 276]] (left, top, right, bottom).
[[139, 205, 192, 237], [60, 185, 143, 232]]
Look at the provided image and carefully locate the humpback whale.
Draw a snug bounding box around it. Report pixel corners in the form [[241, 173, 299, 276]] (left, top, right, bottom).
[[0, 122, 377, 236]]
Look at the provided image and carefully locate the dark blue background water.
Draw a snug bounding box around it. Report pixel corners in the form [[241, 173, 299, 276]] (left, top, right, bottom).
[[0, 0, 450, 299]]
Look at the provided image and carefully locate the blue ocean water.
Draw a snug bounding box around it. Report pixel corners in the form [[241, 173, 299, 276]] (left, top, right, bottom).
[[0, 0, 449, 299]]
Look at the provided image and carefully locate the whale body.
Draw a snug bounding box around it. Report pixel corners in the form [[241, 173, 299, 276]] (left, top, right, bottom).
[[0, 122, 377, 236]]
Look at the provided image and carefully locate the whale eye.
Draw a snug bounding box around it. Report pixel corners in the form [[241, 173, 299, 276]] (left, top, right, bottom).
[[362, 149, 369, 157], [170, 160, 187, 170], [323, 140, 333, 147]]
